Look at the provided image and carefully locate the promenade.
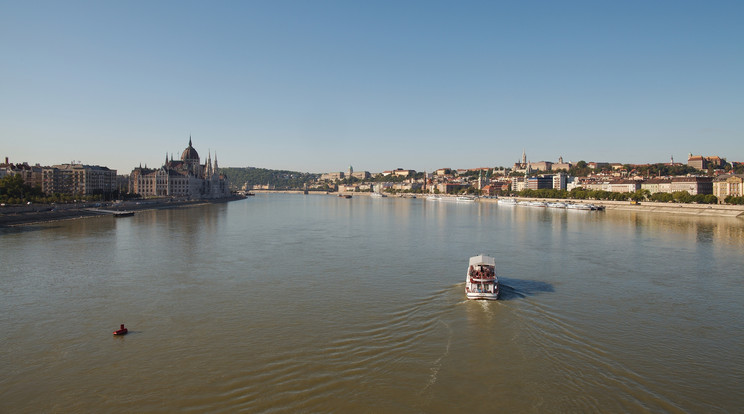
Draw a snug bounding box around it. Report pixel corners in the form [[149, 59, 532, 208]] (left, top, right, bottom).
[[0, 197, 244, 227]]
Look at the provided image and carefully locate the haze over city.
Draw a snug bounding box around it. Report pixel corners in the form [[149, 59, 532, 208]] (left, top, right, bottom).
[[2, 1, 742, 174]]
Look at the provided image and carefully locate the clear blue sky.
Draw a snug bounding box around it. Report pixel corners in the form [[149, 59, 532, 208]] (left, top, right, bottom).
[[1, 1, 742, 174]]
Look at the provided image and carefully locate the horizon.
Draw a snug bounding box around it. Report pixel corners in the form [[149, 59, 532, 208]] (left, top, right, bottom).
[[2, 1, 742, 174]]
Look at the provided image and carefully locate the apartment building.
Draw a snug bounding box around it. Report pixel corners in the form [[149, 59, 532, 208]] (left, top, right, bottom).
[[713, 174, 744, 201]]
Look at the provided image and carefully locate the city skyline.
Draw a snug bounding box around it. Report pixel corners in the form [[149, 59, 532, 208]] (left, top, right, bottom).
[[2, 1, 743, 174]]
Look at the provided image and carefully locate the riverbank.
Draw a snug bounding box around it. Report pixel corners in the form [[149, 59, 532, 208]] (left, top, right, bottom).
[[0, 196, 245, 227], [168, 190, 744, 218], [488, 197, 744, 217]]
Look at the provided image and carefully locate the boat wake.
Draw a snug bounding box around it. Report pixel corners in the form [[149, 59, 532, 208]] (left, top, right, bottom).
[[419, 319, 452, 395]]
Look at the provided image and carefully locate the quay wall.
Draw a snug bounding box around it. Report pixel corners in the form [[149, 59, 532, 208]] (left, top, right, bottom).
[[330, 190, 744, 217], [498, 197, 744, 218], [0, 197, 240, 227]]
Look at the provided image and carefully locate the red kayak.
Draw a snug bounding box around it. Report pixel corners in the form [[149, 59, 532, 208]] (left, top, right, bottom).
[[113, 324, 128, 335]]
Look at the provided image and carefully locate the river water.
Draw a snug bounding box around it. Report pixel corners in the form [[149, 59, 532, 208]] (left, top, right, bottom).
[[2, 194, 743, 413]]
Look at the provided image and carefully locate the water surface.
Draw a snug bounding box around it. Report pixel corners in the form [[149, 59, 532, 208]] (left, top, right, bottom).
[[2, 194, 742, 412]]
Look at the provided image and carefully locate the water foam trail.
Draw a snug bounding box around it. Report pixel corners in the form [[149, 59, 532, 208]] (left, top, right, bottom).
[[220, 285, 457, 412], [514, 298, 688, 412], [419, 319, 453, 395]]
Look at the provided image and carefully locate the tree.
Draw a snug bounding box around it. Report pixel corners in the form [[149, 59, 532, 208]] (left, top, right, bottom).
[[672, 191, 693, 203]]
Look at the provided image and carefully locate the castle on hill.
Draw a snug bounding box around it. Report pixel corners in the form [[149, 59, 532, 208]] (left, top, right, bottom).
[[129, 137, 230, 199]]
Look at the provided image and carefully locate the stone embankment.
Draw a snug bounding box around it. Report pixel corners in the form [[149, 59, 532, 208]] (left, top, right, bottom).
[[497, 197, 744, 217], [0, 196, 244, 227]]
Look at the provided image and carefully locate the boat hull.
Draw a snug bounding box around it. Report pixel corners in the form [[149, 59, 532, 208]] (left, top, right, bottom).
[[466, 291, 499, 300]]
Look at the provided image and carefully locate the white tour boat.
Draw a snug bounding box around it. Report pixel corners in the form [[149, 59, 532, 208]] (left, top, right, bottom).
[[370, 192, 387, 198], [465, 254, 499, 300]]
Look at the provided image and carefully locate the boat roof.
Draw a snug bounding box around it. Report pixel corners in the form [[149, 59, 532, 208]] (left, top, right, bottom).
[[469, 254, 495, 267]]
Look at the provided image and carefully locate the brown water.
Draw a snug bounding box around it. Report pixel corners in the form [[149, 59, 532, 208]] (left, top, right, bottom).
[[2, 194, 743, 413]]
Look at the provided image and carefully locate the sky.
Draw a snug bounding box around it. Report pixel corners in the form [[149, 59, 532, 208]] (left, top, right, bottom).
[[1, 0, 742, 174]]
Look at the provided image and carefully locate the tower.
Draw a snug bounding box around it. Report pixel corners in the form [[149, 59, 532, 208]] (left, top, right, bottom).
[[181, 136, 201, 176], [521, 149, 527, 165]]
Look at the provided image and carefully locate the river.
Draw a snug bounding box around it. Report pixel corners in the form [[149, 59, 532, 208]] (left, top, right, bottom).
[[2, 194, 742, 413]]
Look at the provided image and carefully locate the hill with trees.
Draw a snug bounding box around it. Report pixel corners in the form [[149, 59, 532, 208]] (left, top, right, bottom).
[[221, 167, 320, 190]]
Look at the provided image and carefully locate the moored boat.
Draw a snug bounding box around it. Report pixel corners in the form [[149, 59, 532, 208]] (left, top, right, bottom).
[[456, 196, 477, 203], [465, 254, 499, 300], [370, 192, 387, 198], [566, 203, 592, 210]]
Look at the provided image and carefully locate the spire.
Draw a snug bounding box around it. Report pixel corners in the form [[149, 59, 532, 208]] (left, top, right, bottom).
[[214, 152, 218, 172], [521, 149, 526, 164], [189, 134, 192, 147], [165, 152, 168, 165], [206, 150, 212, 177]]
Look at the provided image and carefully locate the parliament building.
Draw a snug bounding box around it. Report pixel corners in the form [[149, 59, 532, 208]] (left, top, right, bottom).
[[129, 138, 230, 199]]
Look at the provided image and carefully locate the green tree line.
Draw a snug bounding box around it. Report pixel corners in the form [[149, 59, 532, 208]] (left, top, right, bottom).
[[221, 167, 320, 190]]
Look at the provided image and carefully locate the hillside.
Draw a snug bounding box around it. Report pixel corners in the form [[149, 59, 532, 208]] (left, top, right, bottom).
[[221, 167, 320, 190]]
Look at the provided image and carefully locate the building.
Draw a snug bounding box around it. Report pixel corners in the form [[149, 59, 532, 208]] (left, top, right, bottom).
[[436, 182, 469, 194], [607, 179, 641, 193], [588, 162, 610, 170], [670, 176, 713, 195], [128, 137, 230, 199], [393, 182, 422, 191], [42, 164, 117, 196], [526, 175, 554, 190], [552, 172, 568, 191], [2, 160, 43, 189], [320, 172, 345, 181], [713, 174, 744, 202], [552, 156, 572, 171], [687, 154, 725, 171], [351, 171, 371, 180], [511, 176, 527, 192], [529, 161, 553, 172], [687, 154, 706, 170], [392, 169, 415, 177], [641, 178, 673, 194], [1, 157, 117, 196]]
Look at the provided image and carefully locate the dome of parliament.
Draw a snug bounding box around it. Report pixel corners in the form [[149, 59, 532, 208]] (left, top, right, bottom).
[[181, 138, 200, 161]]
